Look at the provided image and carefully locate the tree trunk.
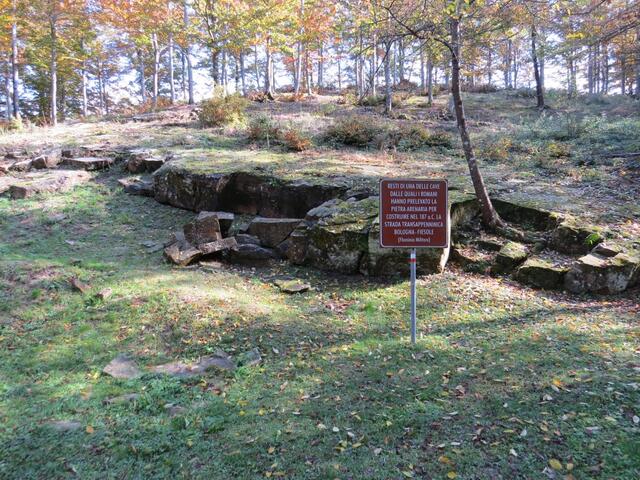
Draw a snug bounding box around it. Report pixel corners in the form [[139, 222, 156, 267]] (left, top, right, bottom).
[[184, 0, 194, 104], [420, 49, 425, 94], [152, 32, 159, 108], [264, 37, 274, 99], [384, 42, 392, 115], [221, 48, 228, 95], [234, 55, 240, 93], [294, 39, 302, 94], [81, 58, 88, 116], [449, 16, 502, 228], [50, 17, 58, 126], [4, 64, 11, 119], [398, 38, 405, 82], [370, 34, 377, 96], [254, 44, 260, 90], [337, 45, 342, 91], [318, 41, 324, 90], [240, 52, 246, 96], [10, 1, 20, 120], [530, 24, 545, 109], [138, 49, 146, 104], [169, 32, 176, 104], [635, 28, 640, 97], [427, 56, 434, 105], [97, 65, 104, 115]]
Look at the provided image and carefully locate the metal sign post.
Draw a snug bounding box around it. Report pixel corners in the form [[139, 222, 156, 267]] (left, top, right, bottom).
[[379, 179, 449, 345], [409, 248, 417, 344]]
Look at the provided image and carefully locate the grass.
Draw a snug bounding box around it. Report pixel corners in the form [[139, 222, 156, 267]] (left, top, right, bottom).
[[1, 170, 639, 479]]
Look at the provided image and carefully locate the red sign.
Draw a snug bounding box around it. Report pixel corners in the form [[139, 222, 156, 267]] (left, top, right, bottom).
[[379, 179, 449, 248]]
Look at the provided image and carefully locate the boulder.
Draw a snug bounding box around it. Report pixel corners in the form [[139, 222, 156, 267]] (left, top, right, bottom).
[[32, 149, 62, 169], [144, 156, 166, 172], [592, 242, 624, 258], [184, 213, 222, 246], [199, 237, 238, 255], [163, 242, 202, 266], [493, 241, 529, 274], [550, 218, 603, 254], [491, 198, 563, 231], [247, 217, 302, 248], [515, 257, 569, 290], [62, 157, 114, 171], [564, 252, 639, 294]]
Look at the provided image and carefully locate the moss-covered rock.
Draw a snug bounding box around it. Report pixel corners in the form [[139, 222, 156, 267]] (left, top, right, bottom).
[[515, 257, 568, 289], [491, 198, 563, 231], [550, 217, 603, 254], [493, 241, 529, 274], [564, 252, 640, 294]]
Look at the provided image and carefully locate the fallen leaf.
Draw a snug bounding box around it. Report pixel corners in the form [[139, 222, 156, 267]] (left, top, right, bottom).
[[549, 459, 563, 471]]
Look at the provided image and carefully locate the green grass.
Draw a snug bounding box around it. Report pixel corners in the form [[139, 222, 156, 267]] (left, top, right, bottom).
[[0, 170, 638, 479]]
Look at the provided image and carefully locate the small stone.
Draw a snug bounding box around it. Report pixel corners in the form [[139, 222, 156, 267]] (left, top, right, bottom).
[[103, 393, 141, 405], [592, 242, 623, 258], [237, 348, 262, 367], [103, 354, 142, 379], [151, 351, 235, 377], [274, 278, 311, 294], [119, 178, 154, 197], [46, 213, 67, 223], [164, 404, 187, 417], [48, 420, 82, 432], [200, 260, 225, 272], [95, 288, 113, 301], [199, 237, 238, 255], [70, 277, 90, 294]]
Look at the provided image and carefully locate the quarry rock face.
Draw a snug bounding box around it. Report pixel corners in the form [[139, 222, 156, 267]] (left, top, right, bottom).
[[564, 252, 639, 294], [153, 163, 349, 218], [515, 257, 569, 290]]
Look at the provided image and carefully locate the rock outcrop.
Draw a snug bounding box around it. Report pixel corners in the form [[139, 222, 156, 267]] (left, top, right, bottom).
[[564, 251, 639, 294]]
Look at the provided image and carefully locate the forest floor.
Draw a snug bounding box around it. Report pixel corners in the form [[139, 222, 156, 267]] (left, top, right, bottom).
[[0, 91, 639, 479]]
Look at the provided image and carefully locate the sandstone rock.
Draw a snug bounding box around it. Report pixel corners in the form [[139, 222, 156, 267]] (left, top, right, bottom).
[[164, 242, 202, 266], [96, 288, 113, 301], [564, 252, 639, 294], [226, 244, 278, 264], [492, 198, 563, 231], [199, 237, 238, 255], [153, 163, 349, 218], [9, 159, 32, 172], [235, 234, 261, 246], [247, 217, 302, 247], [493, 242, 529, 274], [237, 348, 262, 367], [8, 170, 91, 199], [103, 354, 142, 379], [450, 245, 494, 274], [62, 157, 114, 171], [126, 150, 151, 173], [48, 420, 82, 432], [103, 393, 141, 405], [274, 278, 311, 294], [515, 257, 569, 290], [550, 218, 603, 254], [144, 156, 166, 172], [184, 213, 222, 246], [119, 178, 154, 197], [70, 277, 90, 294], [151, 351, 235, 377], [592, 242, 624, 258], [194, 211, 234, 236], [32, 149, 62, 169]]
